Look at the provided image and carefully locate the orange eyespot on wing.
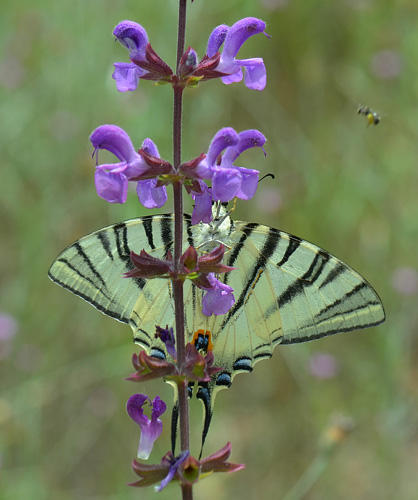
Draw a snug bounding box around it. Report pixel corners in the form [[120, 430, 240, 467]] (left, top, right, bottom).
[[192, 329, 214, 353]]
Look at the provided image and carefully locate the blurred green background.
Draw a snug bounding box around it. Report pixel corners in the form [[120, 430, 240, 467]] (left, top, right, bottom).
[[1, 0, 418, 499]]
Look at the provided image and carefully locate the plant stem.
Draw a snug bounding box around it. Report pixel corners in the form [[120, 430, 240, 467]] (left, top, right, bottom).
[[173, 2, 192, 499]]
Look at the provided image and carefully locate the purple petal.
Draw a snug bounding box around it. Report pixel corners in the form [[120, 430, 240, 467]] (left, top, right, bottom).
[[137, 420, 163, 460], [136, 179, 167, 209], [221, 18, 267, 62], [112, 63, 146, 92], [151, 396, 167, 421], [221, 67, 243, 85], [211, 169, 241, 202], [141, 138, 160, 157], [234, 167, 259, 200], [206, 24, 229, 58], [113, 21, 149, 62], [191, 185, 213, 225], [155, 451, 189, 492], [239, 58, 266, 90], [127, 394, 150, 427], [156, 326, 177, 359], [193, 159, 212, 179], [95, 169, 128, 203], [222, 129, 266, 165], [90, 125, 137, 163], [206, 128, 239, 167], [202, 276, 235, 316]]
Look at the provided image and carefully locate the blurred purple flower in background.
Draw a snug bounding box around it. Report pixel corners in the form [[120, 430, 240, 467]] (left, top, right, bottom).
[[308, 352, 339, 380], [0, 313, 18, 360], [391, 267, 418, 296], [371, 49, 402, 80]]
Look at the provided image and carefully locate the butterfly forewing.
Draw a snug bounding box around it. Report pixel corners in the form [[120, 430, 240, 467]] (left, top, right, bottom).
[[48, 215, 183, 324]]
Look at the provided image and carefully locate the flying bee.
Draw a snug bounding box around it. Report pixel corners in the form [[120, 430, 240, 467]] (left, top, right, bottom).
[[358, 104, 381, 126]]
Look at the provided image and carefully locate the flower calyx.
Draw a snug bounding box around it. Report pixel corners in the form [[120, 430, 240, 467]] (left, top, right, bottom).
[[180, 343, 222, 382], [127, 350, 176, 382], [130, 443, 244, 489], [124, 244, 234, 283]]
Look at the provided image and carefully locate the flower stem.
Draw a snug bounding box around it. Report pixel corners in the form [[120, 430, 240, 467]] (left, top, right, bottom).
[[173, 4, 192, 500]]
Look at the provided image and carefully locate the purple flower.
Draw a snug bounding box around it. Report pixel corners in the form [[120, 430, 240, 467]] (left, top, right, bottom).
[[155, 326, 177, 360], [126, 394, 167, 460], [90, 125, 170, 207], [190, 127, 265, 223], [0, 313, 18, 341], [112, 21, 172, 92], [155, 451, 189, 492], [112, 21, 149, 92], [191, 185, 213, 225], [308, 353, 339, 379], [202, 274, 235, 316], [112, 63, 147, 92], [207, 18, 268, 90]]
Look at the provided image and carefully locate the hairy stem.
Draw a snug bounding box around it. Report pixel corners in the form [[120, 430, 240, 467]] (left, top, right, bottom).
[[173, 4, 192, 500]]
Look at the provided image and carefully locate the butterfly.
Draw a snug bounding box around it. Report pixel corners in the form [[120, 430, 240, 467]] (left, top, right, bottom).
[[48, 209, 385, 450]]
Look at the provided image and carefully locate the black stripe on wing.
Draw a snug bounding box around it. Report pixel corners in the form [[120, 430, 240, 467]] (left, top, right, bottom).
[[97, 231, 114, 261], [277, 250, 330, 307], [221, 225, 280, 328], [74, 242, 107, 289], [48, 265, 131, 324]]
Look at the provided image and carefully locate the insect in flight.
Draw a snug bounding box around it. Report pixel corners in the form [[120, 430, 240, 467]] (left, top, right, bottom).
[[358, 104, 381, 126], [48, 206, 385, 448]]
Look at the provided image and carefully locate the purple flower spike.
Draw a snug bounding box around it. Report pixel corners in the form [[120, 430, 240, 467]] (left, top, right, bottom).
[[202, 274, 235, 316], [212, 18, 268, 90], [127, 394, 167, 460]]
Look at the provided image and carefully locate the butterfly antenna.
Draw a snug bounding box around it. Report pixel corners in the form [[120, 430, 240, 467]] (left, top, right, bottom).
[[259, 172, 275, 182], [196, 383, 213, 459]]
